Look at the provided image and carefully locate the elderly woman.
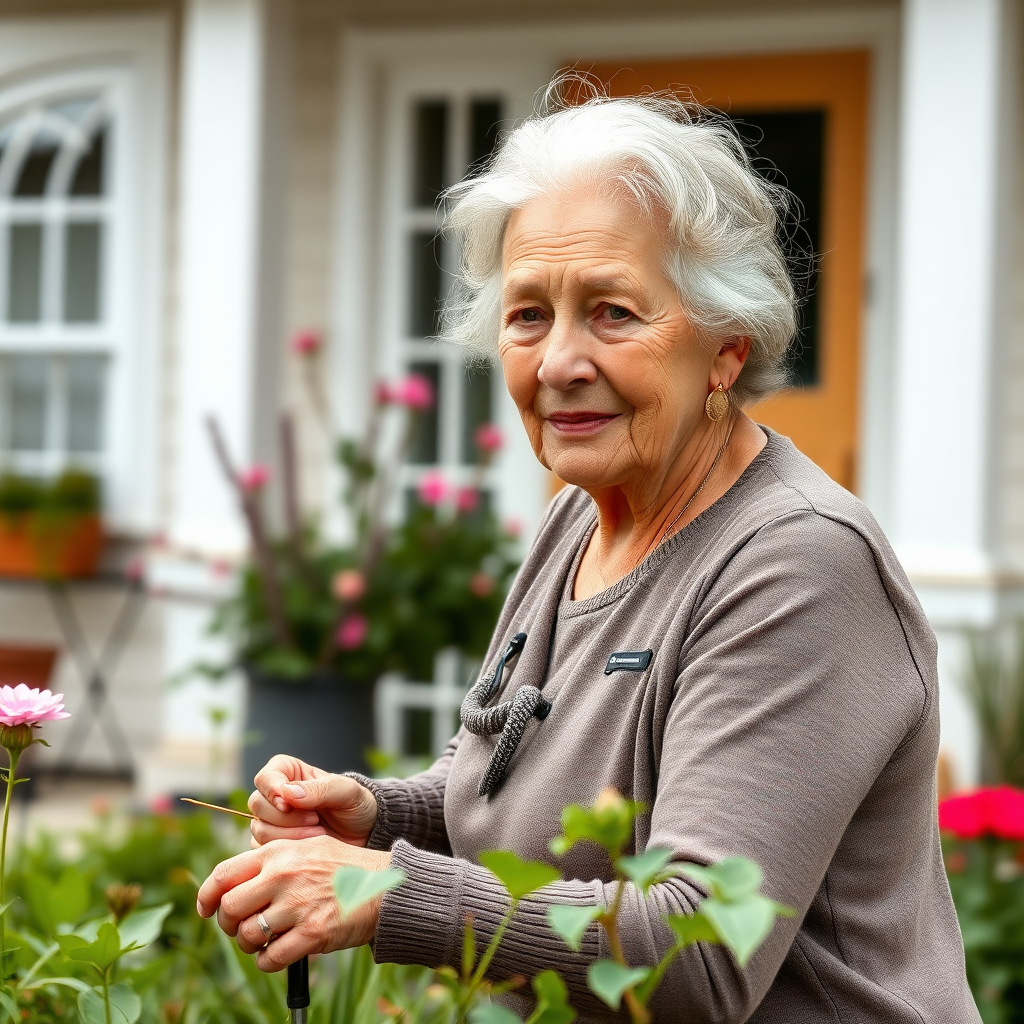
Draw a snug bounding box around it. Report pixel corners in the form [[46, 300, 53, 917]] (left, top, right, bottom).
[[198, 88, 979, 1022]]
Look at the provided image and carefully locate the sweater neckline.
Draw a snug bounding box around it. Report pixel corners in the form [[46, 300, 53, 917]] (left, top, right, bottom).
[[559, 426, 781, 617]]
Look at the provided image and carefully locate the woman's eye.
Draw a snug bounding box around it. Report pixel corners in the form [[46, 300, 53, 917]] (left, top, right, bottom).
[[605, 305, 633, 321], [517, 309, 542, 323]]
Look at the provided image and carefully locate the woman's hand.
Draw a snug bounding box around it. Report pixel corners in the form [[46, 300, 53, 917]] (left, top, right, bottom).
[[247, 754, 378, 848], [196, 836, 391, 971]]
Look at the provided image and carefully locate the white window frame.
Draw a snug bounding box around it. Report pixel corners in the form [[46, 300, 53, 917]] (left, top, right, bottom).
[[0, 16, 170, 533]]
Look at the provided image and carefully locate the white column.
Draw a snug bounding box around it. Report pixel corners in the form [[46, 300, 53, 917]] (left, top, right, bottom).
[[143, 0, 290, 798], [171, 0, 289, 552], [891, 0, 1018, 785]]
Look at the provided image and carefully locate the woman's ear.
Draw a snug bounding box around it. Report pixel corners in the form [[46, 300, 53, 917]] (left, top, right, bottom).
[[711, 336, 752, 391]]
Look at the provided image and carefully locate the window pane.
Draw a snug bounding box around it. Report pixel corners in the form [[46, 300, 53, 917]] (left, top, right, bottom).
[[65, 354, 105, 452], [468, 98, 502, 175], [412, 100, 447, 208], [70, 127, 106, 197], [730, 110, 825, 387], [63, 222, 102, 323], [407, 360, 440, 465], [9, 355, 48, 451], [461, 363, 493, 464], [7, 224, 43, 323], [408, 231, 442, 338], [14, 136, 59, 197]]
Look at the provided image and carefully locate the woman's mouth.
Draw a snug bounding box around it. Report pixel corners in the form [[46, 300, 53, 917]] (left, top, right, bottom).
[[545, 411, 620, 436]]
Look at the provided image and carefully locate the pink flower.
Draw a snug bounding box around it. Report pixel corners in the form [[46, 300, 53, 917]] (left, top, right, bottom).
[[331, 568, 366, 602], [417, 470, 449, 506], [469, 572, 495, 597], [291, 330, 321, 355], [0, 684, 70, 727], [150, 794, 173, 815], [455, 487, 479, 514], [374, 381, 393, 405], [239, 464, 270, 492], [503, 517, 523, 539], [939, 786, 1024, 841], [392, 374, 435, 411], [474, 423, 504, 453], [337, 613, 368, 650]]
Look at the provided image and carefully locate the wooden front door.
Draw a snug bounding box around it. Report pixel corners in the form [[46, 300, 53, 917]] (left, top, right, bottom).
[[585, 52, 868, 491]]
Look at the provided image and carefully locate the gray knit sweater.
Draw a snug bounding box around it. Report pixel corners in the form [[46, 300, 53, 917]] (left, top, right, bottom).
[[360, 430, 979, 1023]]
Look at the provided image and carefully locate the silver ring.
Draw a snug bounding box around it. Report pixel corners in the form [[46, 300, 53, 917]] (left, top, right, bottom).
[[257, 911, 278, 944]]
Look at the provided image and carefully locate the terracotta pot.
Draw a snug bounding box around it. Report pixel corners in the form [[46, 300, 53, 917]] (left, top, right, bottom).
[[0, 644, 59, 688], [0, 513, 102, 579], [242, 665, 376, 786]]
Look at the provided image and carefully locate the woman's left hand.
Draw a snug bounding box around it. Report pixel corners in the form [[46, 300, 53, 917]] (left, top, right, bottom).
[[196, 836, 392, 971]]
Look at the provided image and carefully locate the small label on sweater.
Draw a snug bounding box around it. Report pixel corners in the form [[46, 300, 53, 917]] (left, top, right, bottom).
[[605, 650, 653, 675]]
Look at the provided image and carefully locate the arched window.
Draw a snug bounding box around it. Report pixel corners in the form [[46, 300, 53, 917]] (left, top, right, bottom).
[[0, 92, 112, 480]]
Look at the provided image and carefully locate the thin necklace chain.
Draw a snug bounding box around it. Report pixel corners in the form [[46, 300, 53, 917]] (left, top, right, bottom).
[[655, 417, 737, 549]]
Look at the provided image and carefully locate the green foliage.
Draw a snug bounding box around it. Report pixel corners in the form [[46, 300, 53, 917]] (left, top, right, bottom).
[[587, 961, 651, 1011], [549, 791, 643, 860], [478, 851, 560, 902], [0, 470, 100, 519], [333, 865, 406, 918], [944, 836, 1024, 1023], [546, 905, 601, 953]]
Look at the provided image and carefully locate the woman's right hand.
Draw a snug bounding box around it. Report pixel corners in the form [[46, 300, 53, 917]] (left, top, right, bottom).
[[247, 755, 379, 849]]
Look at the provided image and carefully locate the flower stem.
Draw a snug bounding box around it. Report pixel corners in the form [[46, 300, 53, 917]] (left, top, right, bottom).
[[0, 747, 20, 984]]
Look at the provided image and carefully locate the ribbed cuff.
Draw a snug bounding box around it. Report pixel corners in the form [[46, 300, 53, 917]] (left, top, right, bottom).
[[343, 772, 398, 851]]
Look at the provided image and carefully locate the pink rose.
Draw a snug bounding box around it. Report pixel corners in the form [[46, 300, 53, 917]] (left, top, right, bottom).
[[392, 374, 435, 411], [332, 568, 366, 602], [150, 794, 173, 815], [291, 330, 321, 355], [938, 786, 1024, 841], [337, 613, 369, 650], [0, 684, 70, 727], [474, 423, 504, 453], [469, 572, 495, 597], [455, 487, 479, 514], [418, 471, 449, 506], [239, 464, 270, 492]]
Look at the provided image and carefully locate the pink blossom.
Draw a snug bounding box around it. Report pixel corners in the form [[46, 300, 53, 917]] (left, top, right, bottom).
[[474, 423, 504, 453], [417, 471, 449, 506], [455, 487, 479, 514], [392, 374, 435, 411], [939, 786, 1024, 841], [331, 568, 366, 602], [291, 330, 321, 355], [0, 684, 70, 727], [470, 572, 495, 597], [337, 613, 369, 650], [374, 381, 393, 405], [150, 794, 173, 815], [503, 517, 524, 539], [239, 464, 270, 492]]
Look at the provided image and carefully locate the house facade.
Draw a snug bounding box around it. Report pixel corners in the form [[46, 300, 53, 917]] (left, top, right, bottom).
[[0, 0, 1020, 798]]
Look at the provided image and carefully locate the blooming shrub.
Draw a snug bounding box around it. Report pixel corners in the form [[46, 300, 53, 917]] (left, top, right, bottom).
[[941, 787, 1024, 1023]]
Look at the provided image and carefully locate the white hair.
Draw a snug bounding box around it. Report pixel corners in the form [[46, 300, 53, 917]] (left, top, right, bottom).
[[439, 79, 800, 406]]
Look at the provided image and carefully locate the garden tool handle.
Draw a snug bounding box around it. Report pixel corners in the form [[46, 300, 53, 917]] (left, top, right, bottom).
[[287, 956, 309, 1023]]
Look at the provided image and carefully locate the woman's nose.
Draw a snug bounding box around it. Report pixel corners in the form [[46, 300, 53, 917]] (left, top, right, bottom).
[[536, 321, 598, 390]]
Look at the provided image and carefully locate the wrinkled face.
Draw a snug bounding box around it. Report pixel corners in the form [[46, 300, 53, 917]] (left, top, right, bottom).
[[498, 185, 716, 495]]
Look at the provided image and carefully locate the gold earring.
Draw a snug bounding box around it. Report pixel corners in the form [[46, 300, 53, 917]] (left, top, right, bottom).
[[705, 383, 729, 422]]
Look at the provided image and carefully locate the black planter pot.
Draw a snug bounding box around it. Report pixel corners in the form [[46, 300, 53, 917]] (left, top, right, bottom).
[[242, 666, 376, 787]]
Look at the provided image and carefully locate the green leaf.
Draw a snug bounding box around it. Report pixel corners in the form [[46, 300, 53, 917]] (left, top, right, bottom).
[[25, 867, 88, 932], [0, 988, 18, 1024], [679, 858, 762, 901], [77, 989, 109, 1024], [117, 903, 173, 950], [527, 969, 577, 1024], [547, 904, 601, 952], [665, 911, 719, 948], [479, 850, 561, 901], [462, 913, 477, 980], [549, 795, 643, 859], [58, 922, 124, 970], [616, 848, 674, 895], [107, 982, 142, 1024], [469, 1004, 522, 1024], [333, 865, 406, 918], [700, 894, 783, 967], [586, 960, 650, 1011]]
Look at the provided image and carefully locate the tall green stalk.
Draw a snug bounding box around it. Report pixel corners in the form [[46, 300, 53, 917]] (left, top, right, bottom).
[[0, 744, 21, 984]]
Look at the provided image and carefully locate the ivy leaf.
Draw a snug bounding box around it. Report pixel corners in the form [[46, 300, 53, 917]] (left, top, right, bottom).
[[616, 848, 674, 895], [665, 911, 719, 948], [332, 866, 406, 919], [700, 894, 787, 967], [678, 858, 762, 901], [469, 1004, 522, 1024], [546, 904, 601, 952], [58, 922, 124, 970], [479, 851, 561, 901], [528, 969, 577, 1024], [117, 903, 173, 951], [587, 960, 650, 1011]]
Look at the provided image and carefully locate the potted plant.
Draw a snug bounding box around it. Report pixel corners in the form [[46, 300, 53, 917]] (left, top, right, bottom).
[[200, 333, 520, 780], [0, 469, 102, 579]]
